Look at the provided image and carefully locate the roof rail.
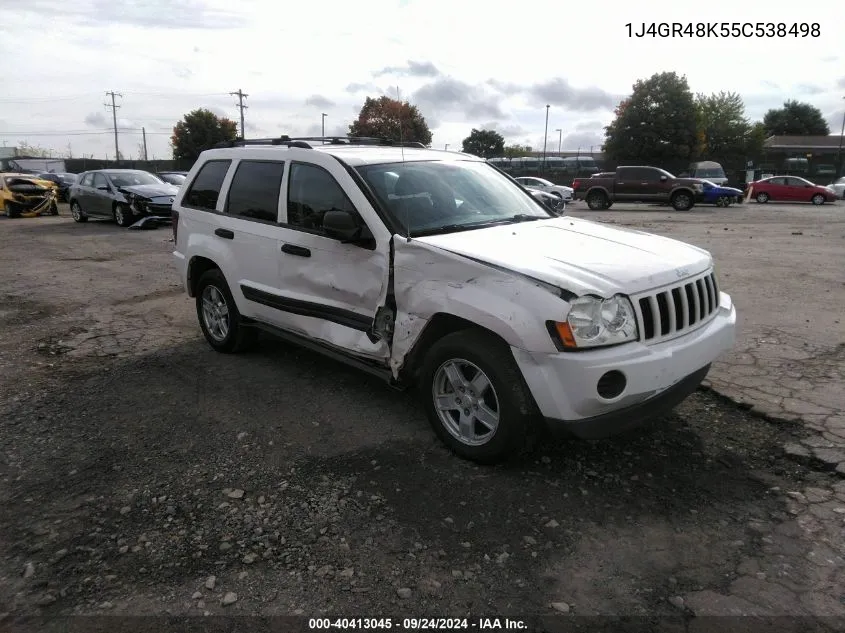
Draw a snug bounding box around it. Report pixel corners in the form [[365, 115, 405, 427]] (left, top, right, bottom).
[[212, 136, 427, 150], [212, 136, 314, 149]]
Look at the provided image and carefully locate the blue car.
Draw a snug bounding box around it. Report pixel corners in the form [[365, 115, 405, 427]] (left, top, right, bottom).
[[697, 180, 743, 207]]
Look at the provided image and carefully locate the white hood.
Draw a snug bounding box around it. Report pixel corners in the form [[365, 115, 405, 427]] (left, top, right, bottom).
[[414, 216, 713, 297]]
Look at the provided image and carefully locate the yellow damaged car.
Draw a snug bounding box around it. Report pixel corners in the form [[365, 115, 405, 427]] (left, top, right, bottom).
[[0, 173, 59, 218]]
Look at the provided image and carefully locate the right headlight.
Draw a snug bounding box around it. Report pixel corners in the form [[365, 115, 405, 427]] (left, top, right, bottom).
[[550, 294, 639, 350]]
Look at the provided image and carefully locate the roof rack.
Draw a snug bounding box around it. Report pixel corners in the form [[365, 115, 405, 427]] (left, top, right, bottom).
[[212, 136, 427, 150]]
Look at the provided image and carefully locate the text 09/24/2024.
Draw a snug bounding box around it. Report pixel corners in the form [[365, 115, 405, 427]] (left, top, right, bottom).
[[625, 22, 820, 38]]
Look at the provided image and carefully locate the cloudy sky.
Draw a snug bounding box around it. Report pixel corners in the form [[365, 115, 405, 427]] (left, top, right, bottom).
[[1, 0, 844, 160]]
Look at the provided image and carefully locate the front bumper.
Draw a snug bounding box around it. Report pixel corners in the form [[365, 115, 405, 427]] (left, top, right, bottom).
[[129, 214, 172, 230], [512, 291, 736, 439]]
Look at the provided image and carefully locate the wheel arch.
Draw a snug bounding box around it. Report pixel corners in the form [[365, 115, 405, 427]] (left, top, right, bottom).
[[398, 313, 513, 386], [187, 255, 221, 297]]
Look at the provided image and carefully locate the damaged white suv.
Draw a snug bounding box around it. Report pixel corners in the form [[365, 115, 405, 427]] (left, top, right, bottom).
[[172, 136, 736, 464]]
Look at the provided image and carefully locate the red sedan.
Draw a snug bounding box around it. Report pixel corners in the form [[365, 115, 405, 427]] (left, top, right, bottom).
[[747, 176, 837, 205]]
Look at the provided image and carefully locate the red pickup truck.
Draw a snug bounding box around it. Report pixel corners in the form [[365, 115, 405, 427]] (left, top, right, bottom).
[[572, 166, 704, 211]]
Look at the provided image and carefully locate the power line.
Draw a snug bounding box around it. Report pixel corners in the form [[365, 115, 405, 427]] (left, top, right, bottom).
[[230, 89, 248, 138], [104, 91, 123, 160]]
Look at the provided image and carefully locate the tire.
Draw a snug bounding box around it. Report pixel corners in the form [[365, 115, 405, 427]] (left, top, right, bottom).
[[114, 204, 134, 227], [715, 196, 729, 208], [671, 191, 693, 211], [586, 190, 609, 210], [419, 328, 540, 464], [5, 202, 21, 218], [811, 194, 825, 206], [70, 201, 88, 223], [195, 268, 257, 353], [756, 192, 769, 203], [50, 201, 59, 216]]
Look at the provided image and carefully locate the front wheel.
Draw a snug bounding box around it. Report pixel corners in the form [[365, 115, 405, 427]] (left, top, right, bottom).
[[5, 202, 21, 218], [715, 195, 730, 208], [419, 329, 540, 464], [50, 201, 59, 215], [811, 194, 825, 206], [671, 191, 693, 211], [114, 204, 134, 227], [195, 269, 257, 353]]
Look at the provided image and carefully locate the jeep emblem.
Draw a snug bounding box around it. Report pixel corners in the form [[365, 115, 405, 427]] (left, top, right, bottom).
[[675, 267, 689, 278]]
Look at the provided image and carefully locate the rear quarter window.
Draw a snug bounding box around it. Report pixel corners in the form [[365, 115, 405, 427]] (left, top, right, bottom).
[[184, 160, 231, 211]]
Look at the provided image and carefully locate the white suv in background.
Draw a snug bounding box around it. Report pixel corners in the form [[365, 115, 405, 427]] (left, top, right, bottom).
[[172, 136, 736, 464]]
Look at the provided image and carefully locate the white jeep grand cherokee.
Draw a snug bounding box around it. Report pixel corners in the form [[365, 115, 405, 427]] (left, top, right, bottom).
[[172, 136, 736, 464]]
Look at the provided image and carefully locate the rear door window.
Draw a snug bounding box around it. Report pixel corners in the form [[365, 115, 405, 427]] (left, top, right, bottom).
[[184, 160, 231, 211]]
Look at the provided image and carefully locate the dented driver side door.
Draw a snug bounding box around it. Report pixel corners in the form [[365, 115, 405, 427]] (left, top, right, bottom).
[[267, 153, 392, 361]]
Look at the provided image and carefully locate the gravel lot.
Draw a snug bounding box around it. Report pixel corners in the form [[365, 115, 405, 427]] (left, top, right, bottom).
[[1, 201, 844, 629]]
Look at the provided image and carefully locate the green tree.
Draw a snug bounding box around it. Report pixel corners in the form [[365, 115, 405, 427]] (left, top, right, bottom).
[[602, 72, 699, 168], [461, 128, 505, 158], [349, 96, 432, 145], [503, 144, 533, 158], [695, 91, 750, 159], [744, 121, 768, 161], [171, 108, 238, 161], [762, 100, 830, 136]]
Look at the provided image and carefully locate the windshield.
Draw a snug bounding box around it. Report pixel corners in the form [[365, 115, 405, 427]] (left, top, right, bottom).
[[160, 173, 186, 184], [695, 168, 725, 178], [57, 174, 76, 183], [105, 171, 163, 187], [355, 160, 552, 236]]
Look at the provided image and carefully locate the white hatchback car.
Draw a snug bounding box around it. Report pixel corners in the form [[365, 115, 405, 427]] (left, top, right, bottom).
[[172, 137, 736, 464]]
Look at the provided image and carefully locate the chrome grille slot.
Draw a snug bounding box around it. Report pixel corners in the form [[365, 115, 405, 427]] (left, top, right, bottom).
[[636, 271, 721, 343]]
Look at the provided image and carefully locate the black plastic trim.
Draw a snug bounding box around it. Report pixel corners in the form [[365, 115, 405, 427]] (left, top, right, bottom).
[[240, 285, 372, 332]]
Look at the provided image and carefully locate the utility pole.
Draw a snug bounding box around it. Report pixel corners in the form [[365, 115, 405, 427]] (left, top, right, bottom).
[[321, 113, 327, 144], [444, 144, 449, 151], [230, 89, 249, 138], [104, 90, 122, 162], [837, 96, 845, 179], [542, 105, 550, 173], [555, 128, 562, 154], [142, 127, 148, 161]]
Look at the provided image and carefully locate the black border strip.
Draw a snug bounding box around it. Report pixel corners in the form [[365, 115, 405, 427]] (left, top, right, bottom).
[[240, 285, 372, 332]]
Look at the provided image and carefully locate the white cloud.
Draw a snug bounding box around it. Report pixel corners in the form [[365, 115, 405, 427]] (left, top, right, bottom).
[[1, 0, 843, 158]]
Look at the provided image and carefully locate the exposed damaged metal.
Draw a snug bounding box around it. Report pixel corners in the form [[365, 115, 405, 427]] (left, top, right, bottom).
[[0, 175, 58, 218]]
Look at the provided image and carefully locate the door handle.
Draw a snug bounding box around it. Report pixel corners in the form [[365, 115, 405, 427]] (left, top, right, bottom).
[[214, 228, 234, 239], [281, 244, 311, 257]]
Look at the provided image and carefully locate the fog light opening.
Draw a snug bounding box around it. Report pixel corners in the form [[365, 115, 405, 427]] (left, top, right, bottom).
[[597, 370, 626, 400]]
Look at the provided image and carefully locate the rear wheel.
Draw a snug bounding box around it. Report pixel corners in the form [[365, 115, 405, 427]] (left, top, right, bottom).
[[5, 202, 21, 218], [586, 190, 609, 210], [50, 201, 59, 215], [811, 194, 825, 205], [70, 201, 88, 222], [195, 268, 257, 353], [419, 329, 540, 464], [756, 192, 769, 203]]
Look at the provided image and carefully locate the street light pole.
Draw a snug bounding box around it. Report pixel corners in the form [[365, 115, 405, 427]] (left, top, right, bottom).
[[321, 113, 327, 144], [555, 128, 562, 154], [837, 97, 845, 178], [542, 105, 550, 173], [445, 144, 449, 151]]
